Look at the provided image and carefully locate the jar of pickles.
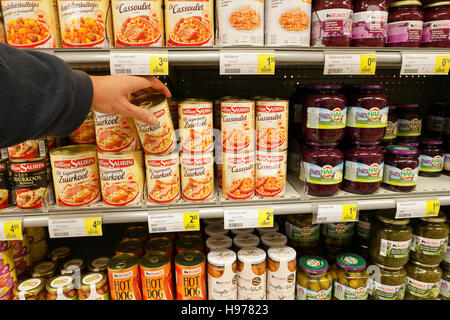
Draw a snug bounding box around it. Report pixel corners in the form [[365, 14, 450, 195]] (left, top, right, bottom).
[[285, 214, 320, 254], [296, 256, 333, 300], [13, 277, 47, 300], [369, 211, 412, 267], [440, 264, 450, 300], [32, 260, 58, 279], [410, 212, 449, 265], [405, 261, 442, 300], [331, 253, 370, 300], [368, 263, 407, 300], [78, 272, 110, 300], [321, 222, 355, 261], [46, 275, 78, 300], [355, 210, 375, 248]]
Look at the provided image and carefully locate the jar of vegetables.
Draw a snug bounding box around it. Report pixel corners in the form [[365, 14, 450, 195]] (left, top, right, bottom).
[[46, 275, 78, 300], [321, 223, 355, 262], [410, 212, 449, 265], [418, 139, 445, 177], [331, 253, 370, 300], [285, 214, 321, 254], [440, 264, 450, 300], [355, 210, 375, 248], [296, 256, 333, 300], [396, 104, 422, 143], [13, 277, 47, 300], [382, 145, 420, 192], [405, 261, 442, 300], [382, 105, 398, 145], [368, 263, 407, 300], [369, 210, 413, 267]]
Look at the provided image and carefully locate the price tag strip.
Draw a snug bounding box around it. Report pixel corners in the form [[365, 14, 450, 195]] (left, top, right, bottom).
[[110, 50, 169, 75], [324, 53, 376, 75], [314, 204, 358, 224], [148, 211, 200, 233], [400, 53, 450, 75], [396, 200, 440, 219], [0, 219, 23, 240], [48, 216, 102, 238], [224, 208, 274, 229], [220, 50, 275, 75]]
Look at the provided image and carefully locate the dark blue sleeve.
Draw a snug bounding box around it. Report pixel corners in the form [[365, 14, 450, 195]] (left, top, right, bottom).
[[0, 43, 93, 148]]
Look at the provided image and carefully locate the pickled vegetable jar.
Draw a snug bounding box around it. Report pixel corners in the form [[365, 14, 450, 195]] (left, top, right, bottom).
[[387, 0, 424, 47], [368, 263, 407, 300], [285, 214, 320, 253], [343, 141, 384, 194], [311, 0, 353, 47], [422, 1, 450, 47], [321, 223, 355, 261], [410, 212, 449, 265], [300, 142, 344, 196], [382, 145, 419, 192], [301, 85, 347, 143], [418, 139, 445, 177], [382, 105, 398, 144], [405, 261, 442, 300], [355, 210, 375, 248], [331, 253, 370, 300], [296, 256, 333, 300], [46, 275, 78, 300], [440, 264, 450, 300], [13, 277, 47, 300], [369, 211, 412, 267], [396, 104, 422, 143], [352, 0, 389, 47]]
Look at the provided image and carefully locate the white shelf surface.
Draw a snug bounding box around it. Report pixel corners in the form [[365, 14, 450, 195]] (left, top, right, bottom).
[[1, 174, 449, 227]]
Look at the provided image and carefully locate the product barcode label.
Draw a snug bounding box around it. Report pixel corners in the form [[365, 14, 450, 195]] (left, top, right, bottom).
[[224, 208, 274, 229], [228, 223, 244, 228], [220, 50, 275, 75], [314, 204, 359, 224], [148, 212, 200, 233], [328, 68, 344, 73], [53, 232, 70, 237], [114, 68, 132, 75], [401, 53, 450, 75], [403, 69, 419, 74], [48, 217, 102, 238], [38, 140, 46, 157], [324, 53, 376, 75], [110, 51, 169, 75], [151, 227, 167, 232], [396, 200, 440, 218], [225, 68, 241, 74]]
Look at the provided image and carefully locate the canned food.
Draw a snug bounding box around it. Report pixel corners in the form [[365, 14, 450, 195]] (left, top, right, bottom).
[[145, 237, 174, 256], [176, 236, 204, 254], [13, 277, 46, 300], [261, 232, 288, 251], [30, 239, 48, 263], [0, 159, 11, 209], [0, 266, 17, 299], [49, 246, 72, 264], [32, 260, 57, 279], [68, 111, 96, 145], [267, 246, 296, 300], [234, 233, 260, 251], [205, 223, 228, 237], [116, 239, 144, 257], [206, 235, 233, 253], [46, 137, 58, 151], [0, 11, 5, 43], [50, 145, 101, 207], [131, 93, 176, 155], [61, 258, 85, 276], [222, 151, 255, 200], [88, 256, 110, 273], [46, 275, 77, 300], [140, 252, 174, 300], [178, 99, 214, 154], [112, 0, 164, 47], [124, 225, 149, 243], [256, 100, 289, 151], [207, 249, 238, 300], [108, 253, 142, 300], [255, 150, 287, 198], [181, 152, 214, 201], [98, 150, 145, 206], [78, 272, 110, 300], [7, 139, 48, 160], [149, 232, 176, 242], [237, 247, 267, 300], [177, 231, 203, 239], [145, 153, 181, 203], [221, 100, 255, 153], [175, 250, 207, 300]]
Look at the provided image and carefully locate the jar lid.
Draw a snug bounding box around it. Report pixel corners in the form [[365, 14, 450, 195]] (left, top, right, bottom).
[[80, 272, 107, 291], [390, 0, 422, 8], [89, 257, 109, 272], [46, 275, 75, 294], [107, 253, 139, 271], [419, 211, 447, 223], [261, 232, 287, 247], [336, 253, 367, 271], [206, 235, 233, 250], [410, 260, 440, 268], [13, 277, 45, 298], [421, 139, 443, 145], [353, 141, 381, 147], [116, 238, 143, 253], [146, 237, 174, 252], [268, 246, 296, 262], [205, 223, 228, 237], [61, 258, 85, 274], [374, 262, 406, 271], [234, 233, 260, 248], [424, 1, 450, 9], [311, 84, 341, 90], [237, 247, 266, 264], [306, 141, 339, 148], [299, 256, 329, 274], [50, 246, 71, 261], [32, 260, 57, 277], [398, 103, 420, 109], [356, 84, 384, 90], [400, 142, 419, 148], [175, 250, 205, 267], [207, 249, 236, 266], [376, 211, 410, 225], [176, 236, 203, 250], [386, 145, 418, 156]]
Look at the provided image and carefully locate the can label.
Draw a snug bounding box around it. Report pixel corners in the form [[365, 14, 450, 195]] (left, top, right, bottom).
[[179, 102, 214, 154], [221, 101, 255, 152], [0, 269, 17, 299], [181, 153, 214, 201], [108, 265, 142, 300], [141, 263, 174, 300], [175, 263, 207, 300], [255, 101, 289, 151], [8, 139, 47, 160], [222, 152, 254, 200], [68, 111, 96, 145], [255, 151, 287, 198], [0, 161, 11, 209], [95, 112, 141, 152], [145, 153, 180, 203]]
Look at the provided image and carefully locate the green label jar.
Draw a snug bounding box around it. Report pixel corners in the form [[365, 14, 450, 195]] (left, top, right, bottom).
[[333, 254, 369, 300], [285, 221, 320, 243], [406, 277, 440, 299], [322, 223, 355, 239], [296, 256, 332, 300]]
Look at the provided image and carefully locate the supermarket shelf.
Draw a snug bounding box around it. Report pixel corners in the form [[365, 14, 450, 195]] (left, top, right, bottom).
[[32, 47, 450, 68], [1, 175, 450, 227]]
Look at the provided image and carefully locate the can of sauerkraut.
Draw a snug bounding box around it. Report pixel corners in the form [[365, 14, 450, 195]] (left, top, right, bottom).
[[180, 152, 214, 202], [145, 152, 181, 203]]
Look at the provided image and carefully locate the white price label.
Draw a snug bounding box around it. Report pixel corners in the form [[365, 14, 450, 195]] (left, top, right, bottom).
[[48, 217, 102, 238], [148, 212, 200, 233], [224, 208, 274, 229], [324, 53, 376, 75], [220, 50, 275, 75], [315, 204, 358, 224], [110, 51, 169, 75], [400, 53, 450, 75], [396, 200, 440, 219]]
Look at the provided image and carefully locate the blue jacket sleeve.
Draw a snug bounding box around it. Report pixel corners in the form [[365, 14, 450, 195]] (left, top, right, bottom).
[[0, 43, 93, 148]]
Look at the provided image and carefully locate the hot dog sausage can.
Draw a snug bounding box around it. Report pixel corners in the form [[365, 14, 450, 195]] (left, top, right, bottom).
[[175, 250, 206, 300], [140, 251, 174, 300], [145, 237, 174, 256], [107, 253, 142, 300]]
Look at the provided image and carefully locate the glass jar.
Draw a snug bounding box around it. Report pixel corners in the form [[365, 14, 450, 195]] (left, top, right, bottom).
[[300, 142, 344, 196], [204, 223, 228, 238], [355, 210, 375, 248], [296, 256, 333, 300], [382, 105, 398, 144], [382, 145, 420, 192], [331, 253, 370, 300], [311, 0, 353, 47], [425, 102, 448, 138], [405, 261, 442, 300], [32, 260, 58, 279], [418, 139, 445, 176], [368, 263, 407, 300], [440, 264, 450, 300], [260, 232, 287, 251], [257, 222, 280, 236], [78, 272, 110, 300], [444, 142, 450, 176], [285, 214, 321, 254], [387, 0, 424, 47], [205, 235, 233, 254], [321, 223, 355, 262], [301, 85, 347, 143], [410, 212, 449, 265], [13, 277, 47, 300], [352, 0, 389, 46], [46, 275, 78, 300], [346, 85, 389, 142], [422, 1, 450, 47], [233, 234, 261, 252], [396, 104, 422, 143], [343, 142, 384, 194], [369, 211, 412, 267]]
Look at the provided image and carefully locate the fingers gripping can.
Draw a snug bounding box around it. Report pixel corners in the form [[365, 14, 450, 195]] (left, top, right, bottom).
[[107, 253, 142, 300], [175, 250, 206, 300], [140, 252, 174, 300]]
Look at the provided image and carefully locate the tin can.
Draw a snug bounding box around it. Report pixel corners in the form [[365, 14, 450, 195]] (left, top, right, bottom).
[[116, 239, 144, 257], [49, 246, 72, 264], [7, 139, 48, 160], [46, 275, 78, 300], [207, 249, 238, 300], [50, 145, 101, 207], [256, 99, 289, 151], [140, 251, 174, 300], [145, 153, 181, 203], [206, 235, 233, 254], [31, 260, 57, 279], [177, 231, 202, 239], [131, 93, 177, 155], [221, 99, 255, 153], [222, 151, 255, 200], [0, 10, 5, 43], [78, 272, 110, 300], [255, 150, 287, 198], [175, 250, 207, 300], [88, 256, 110, 273], [108, 253, 142, 300], [30, 239, 48, 263], [13, 277, 46, 300], [68, 111, 96, 145], [124, 225, 149, 243], [237, 247, 267, 300], [176, 236, 204, 254], [267, 246, 296, 300], [95, 112, 141, 152], [145, 237, 174, 256], [149, 232, 177, 242], [181, 152, 214, 201], [0, 159, 11, 209]]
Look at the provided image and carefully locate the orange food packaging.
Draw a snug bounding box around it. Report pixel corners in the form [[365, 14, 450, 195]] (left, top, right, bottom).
[[112, 0, 164, 47], [107, 253, 142, 300], [222, 151, 255, 200], [255, 150, 287, 198], [256, 99, 289, 151], [140, 252, 174, 300], [181, 152, 214, 202], [68, 111, 96, 145], [175, 250, 206, 300], [221, 99, 255, 153], [8, 139, 48, 160]]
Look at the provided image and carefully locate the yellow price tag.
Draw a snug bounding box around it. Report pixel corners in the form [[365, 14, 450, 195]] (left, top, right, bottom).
[[434, 56, 450, 74], [342, 205, 358, 222], [258, 54, 275, 74], [359, 55, 377, 75], [425, 200, 440, 216], [258, 209, 274, 228], [183, 212, 200, 231], [84, 217, 102, 236], [3, 221, 22, 240], [150, 55, 169, 75]]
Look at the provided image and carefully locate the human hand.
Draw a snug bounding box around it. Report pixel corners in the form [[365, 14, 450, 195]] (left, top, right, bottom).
[[89, 75, 172, 125]]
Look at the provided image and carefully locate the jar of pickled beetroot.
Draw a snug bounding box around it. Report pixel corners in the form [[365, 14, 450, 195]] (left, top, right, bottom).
[[387, 1, 424, 47], [382, 105, 398, 146], [352, 0, 389, 46], [444, 141, 450, 175], [343, 141, 384, 194], [300, 142, 344, 196], [422, 2, 450, 47], [418, 139, 445, 177], [311, 0, 353, 47], [346, 85, 389, 142], [425, 102, 448, 138], [382, 145, 420, 192], [301, 85, 347, 143], [396, 104, 422, 143]]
